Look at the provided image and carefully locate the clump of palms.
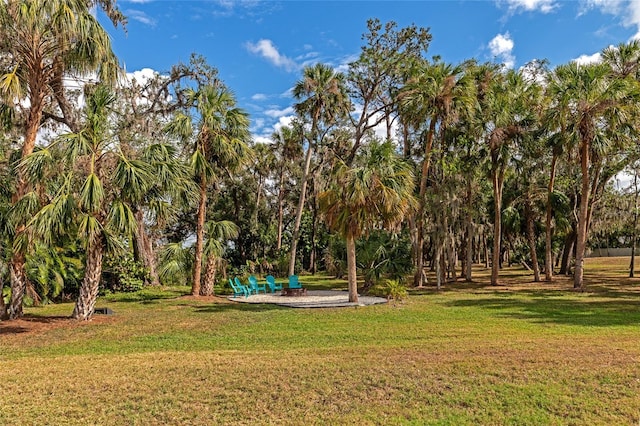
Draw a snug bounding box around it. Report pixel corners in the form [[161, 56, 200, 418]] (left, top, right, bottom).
[[320, 140, 416, 303]]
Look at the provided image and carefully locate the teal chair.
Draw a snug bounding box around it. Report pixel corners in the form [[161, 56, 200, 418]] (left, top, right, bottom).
[[235, 277, 255, 295], [265, 275, 283, 293], [229, 278, 248, 298], [248, 275, 267, 294], [288, 275, 301, 289]]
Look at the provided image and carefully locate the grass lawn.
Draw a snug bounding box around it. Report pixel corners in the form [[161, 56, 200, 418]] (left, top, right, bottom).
[[2, 257, 640, 425]]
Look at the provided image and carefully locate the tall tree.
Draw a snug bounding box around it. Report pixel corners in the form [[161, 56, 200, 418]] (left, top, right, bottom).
[[201, 220, 239, 296], [320, 141, 416, 303], [289, 63, 349, 276], [24, 85, 154, 320], [398, 59, 475, 287], [167, 85, 251, 296], [0, 0, 122, 319], [484, 69, 541, 285], [547, 62, 640, 289]]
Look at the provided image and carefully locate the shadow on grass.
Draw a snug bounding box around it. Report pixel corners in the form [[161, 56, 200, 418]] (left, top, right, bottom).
[[0, 315, 71, 335], [193, 301, 287, 314], [446, 293, 640, 327]]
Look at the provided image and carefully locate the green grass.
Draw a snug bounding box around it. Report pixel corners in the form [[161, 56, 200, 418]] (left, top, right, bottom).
[[2, 258, 640, 425]]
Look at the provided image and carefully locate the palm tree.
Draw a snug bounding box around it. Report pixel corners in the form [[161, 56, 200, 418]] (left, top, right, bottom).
[[319, 140, 416, 303], [201, 220, 239, 296], [484, 69, 541, 286], [167, 85, 251, 296], [0, 0, 121, 319], [23, 85, 153, 320], [547, 62, 640, 289], [288, 63, 350, 276], [397, 59, 475, 287], [271, 125, 303, 252]]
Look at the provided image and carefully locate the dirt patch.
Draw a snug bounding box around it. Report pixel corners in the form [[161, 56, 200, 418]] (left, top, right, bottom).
[[0, 314, 114, 336]]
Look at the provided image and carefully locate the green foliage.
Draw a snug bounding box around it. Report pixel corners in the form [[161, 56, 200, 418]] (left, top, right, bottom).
[[25, 243, 83, 303], [356, 230, 413, 289], [102, 253, 148, 293], [324, 236, 346, 279]]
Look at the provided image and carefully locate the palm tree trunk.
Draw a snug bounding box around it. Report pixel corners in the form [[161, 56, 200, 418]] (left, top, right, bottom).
[[574, 141, 590, 289], [525, 198, 541, 282], [544, 151, 558, 281], [7, 253, 28, 319], [201, 255, 217, 296], [630, 171, 638, 278], [192, 177, 207, 296], [414, 119, 436, 288], [491, 166, 504, 286], [134, 210, 160, 287], [0, 275, 5, 319], [310, 187, 318, 274], [7, 86, 46, 320], [276, 170, 285, 251], [73, 239, 104, 320], [288, 141, 313, 276], [346, 234, 359, 303], [465, 179, 473, 281], [560, 228, 576, 275]]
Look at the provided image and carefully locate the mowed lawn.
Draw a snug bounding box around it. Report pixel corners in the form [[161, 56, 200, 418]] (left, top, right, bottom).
[[2, 257, 640, 425]]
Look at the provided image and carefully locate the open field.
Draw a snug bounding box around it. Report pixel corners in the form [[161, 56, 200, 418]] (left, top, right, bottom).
[[1, 257, 640, 425]]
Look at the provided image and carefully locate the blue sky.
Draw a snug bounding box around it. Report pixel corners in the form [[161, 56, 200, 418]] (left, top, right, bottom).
[[103, 0, 640, 142]]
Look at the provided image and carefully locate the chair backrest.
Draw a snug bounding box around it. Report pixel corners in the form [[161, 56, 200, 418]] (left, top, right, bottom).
[[289, 275, 301, 288], [248, 276, 257, 286], [266, 275, 275, 285], [229, 278, 237, 291], [234, 277, 244, 288]]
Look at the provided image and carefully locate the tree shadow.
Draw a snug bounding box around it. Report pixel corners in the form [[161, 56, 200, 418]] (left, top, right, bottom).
[[193, 302, 287, 314], [446, 292, 640, 327]]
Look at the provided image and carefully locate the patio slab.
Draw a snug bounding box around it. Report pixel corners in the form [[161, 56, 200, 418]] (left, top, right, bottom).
[[228, 290, 387, 308]]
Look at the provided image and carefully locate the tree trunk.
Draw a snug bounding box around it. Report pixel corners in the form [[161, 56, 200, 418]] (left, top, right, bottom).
[[7, 84, 46, 320], [346, 234, 359, 303], [630, 171, 638, 278], [310, 180, 318, 274], [73, 239, 104, 321], [192, 177, 207, 296], [288, 141, 313, 277], [7, 253, 28, 319], [276, 169, 285, 251], [465, 180, 473, 281], [544, 151, 558, 281], [560, 228, 576, 275], [413, 119, 436, 288], [201, 255, 217, 296], [491, 166, 504, 286], [525, 198, 541, 282], [0, 274, 5, 319], [134, 210, 160, 286], [574, 141, 590, 289]]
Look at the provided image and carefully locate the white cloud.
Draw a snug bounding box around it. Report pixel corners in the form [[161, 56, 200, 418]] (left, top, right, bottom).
[[274, 115, 294, 133], [252, 93, 268, 101], [126, 68, 160, 84], [245, 39, 298, 72], [252, 135, 273, 145], [574, 51, 602, 65], [584, 0, 640, 40], [125, 9, 156, 26], [502, 0, 557, 13], [488, 33, 516, 68], [264, 106, 294, 118]]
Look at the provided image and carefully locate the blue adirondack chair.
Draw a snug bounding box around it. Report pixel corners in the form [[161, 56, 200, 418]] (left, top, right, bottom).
[[288, 275, 302, 289], [229, 278, 248, 298], [234, 277, 255, 296], [248, 275, 267, 294], [265, 275, 283, 293]]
